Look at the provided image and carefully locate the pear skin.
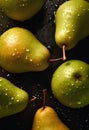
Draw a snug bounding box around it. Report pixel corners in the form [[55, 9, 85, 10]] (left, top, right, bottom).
[[32, 106, 70, 130], [0, 0, 46, 21], [55, 0, 89, 50], [0, 77, 29, 118], [51, 60, 89, 108], [0, 27, 50, 73]]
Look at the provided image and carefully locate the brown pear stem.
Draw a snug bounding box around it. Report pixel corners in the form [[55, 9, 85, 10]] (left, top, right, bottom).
[[49, 57, 63, 62], [30, 96, 37, 103], [42, 89, 47, 109], [62, 44, 67, 61]]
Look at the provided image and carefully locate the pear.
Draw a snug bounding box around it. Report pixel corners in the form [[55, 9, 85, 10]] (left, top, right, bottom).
[[0, 27, 50, 73], [32, 106, 70, 130], [55, 0, 89, 50], [0, 76, 29, 118], [51, 60, 89, 108], [32, 89, 70, 130], [0, 0, 46, 21]]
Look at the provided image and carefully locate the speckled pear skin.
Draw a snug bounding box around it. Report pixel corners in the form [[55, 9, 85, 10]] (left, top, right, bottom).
[[55, 0, 89, 50], [0, 0, 46, 21], [51, 60, 89, 108], [32, 106, 70, 130], [0, 77, 29, 118], [0, 27, 50, 73]]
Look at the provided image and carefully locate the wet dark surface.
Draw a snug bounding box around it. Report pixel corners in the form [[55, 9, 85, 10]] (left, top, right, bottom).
[[0, 0, 89, 130]]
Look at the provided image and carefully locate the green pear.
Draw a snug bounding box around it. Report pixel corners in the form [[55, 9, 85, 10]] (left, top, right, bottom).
[[0, 0, 46, 21], [0, 76, 29, 118], [32, 106, 70, 130], [51, 60, 89, 108], [55, 0, 89, 50], [0, 27, 50, 73]]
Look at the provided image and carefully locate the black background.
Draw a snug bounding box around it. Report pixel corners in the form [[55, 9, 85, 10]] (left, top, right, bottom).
[[0, 0, 89, 130]]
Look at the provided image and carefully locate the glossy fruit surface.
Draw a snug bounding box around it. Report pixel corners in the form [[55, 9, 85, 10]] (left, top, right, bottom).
[[51, 60, 89, 108], [0, 0, 46, 21], [0, 27, 50, 73], [32, 106, 70, 130], [55, 0, 89, 50], [0, 77, 29, 118]]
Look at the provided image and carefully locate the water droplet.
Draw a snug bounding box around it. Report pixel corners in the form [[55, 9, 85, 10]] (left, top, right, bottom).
[[26, 48, 30, 52], [14, 48, 17, 51], [36, 63, 41, 67], [68, 36, 71, 39], [76, 86, 79, 89], [7, 73, 10, 77], [12, 53, 15, 56], [77, 14, 80, 17], [25, 56, 28, 60], [9, 102, 12, 105], [5, 93, 8, 96], [37, 125, 40, 129], [17, 99, 20, 102], [53, 11, 56, 15], [0, 79, 2, 82], [66, 92, 68, 95], [77, 101, 81, 105], [11, 97, 14, 100], [30, 59, 33, 62], [71, 83, 74, 86], [5, 88, 8, 91]]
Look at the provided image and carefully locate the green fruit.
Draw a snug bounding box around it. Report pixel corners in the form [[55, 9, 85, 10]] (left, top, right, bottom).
[[32, 106, 70, 130], [51, 60, 89, 108], [0, 0, 46, 21], [55, 0, 89, 50], [0, 77, 29, 118], [0, 27, 50, 73]]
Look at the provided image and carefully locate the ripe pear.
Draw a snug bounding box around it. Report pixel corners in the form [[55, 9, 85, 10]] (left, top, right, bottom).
[[55, 0, 89, 50], [0, 76, 29, 118], [0, 27, 50, 73], [32, 106, 70, 130], [0, 0, 46, 21], [51, 60, 89, 108]]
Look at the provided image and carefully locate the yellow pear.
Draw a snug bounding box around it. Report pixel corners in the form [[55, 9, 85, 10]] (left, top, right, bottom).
[[0, 27, 50, 73], [32, 106, 70, 130]]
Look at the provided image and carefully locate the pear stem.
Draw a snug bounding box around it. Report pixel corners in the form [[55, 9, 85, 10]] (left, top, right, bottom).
[[42, 89, 47, 109], [30, 96, 37, 103], [49, 57, 63, 62], [62, 44, 67, 61]]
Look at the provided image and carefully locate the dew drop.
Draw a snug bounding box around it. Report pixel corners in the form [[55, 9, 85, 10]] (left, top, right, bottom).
[[5, 93, 8, 96], [9, 102, 12, 105], [30, 59, 33, 62], [37, 126, 40, 129], [25, 56, 28, 60], [66, 92, 68, 95], [77, 14, 80, 17], [76, 86, 79, 89], [47, 45, 51, 49], [0, 79, 2, 82], [26, 48, 30, 52], [17, 99, 20, 102], [11, 97, 14, 100], [5, 88, 8, 91], [12, 53, 15, 56], [77, 101, 81, 105], [7, 73, 10, 77]]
